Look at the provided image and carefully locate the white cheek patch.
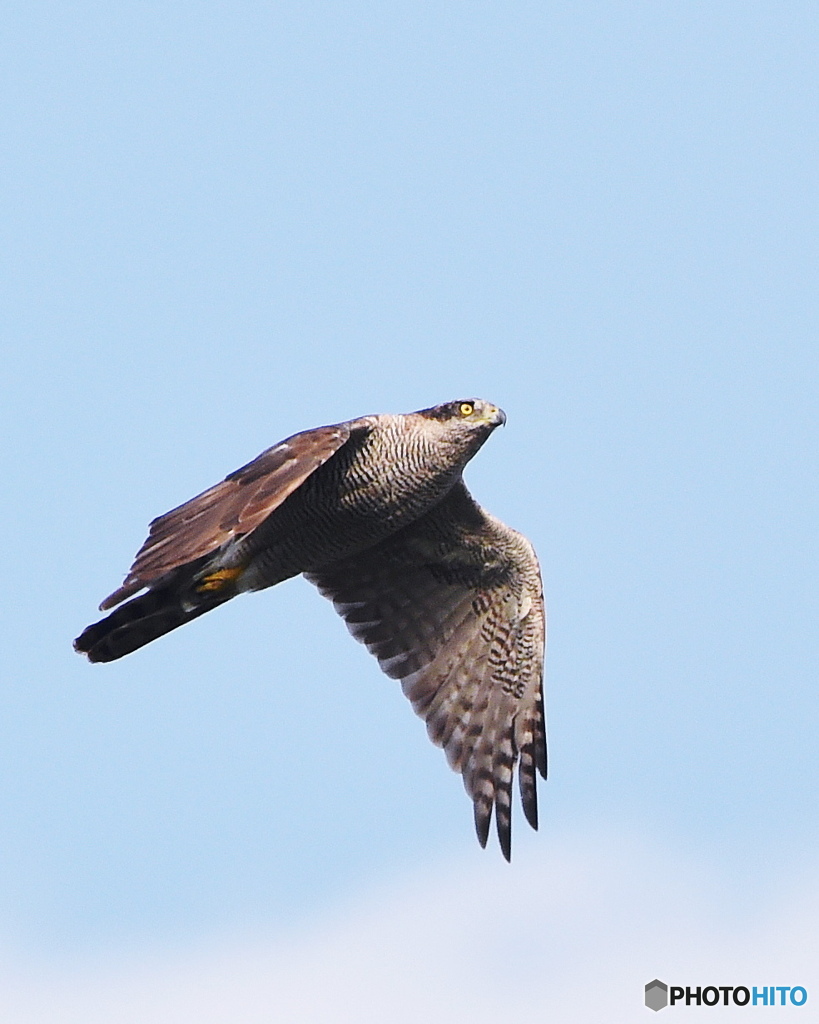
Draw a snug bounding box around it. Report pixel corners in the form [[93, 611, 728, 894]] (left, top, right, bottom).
[[517, 594, 532, 621]]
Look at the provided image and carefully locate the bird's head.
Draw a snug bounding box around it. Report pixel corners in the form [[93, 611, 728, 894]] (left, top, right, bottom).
[[415, 398, 506, 463], [418, 398, 506, 428]]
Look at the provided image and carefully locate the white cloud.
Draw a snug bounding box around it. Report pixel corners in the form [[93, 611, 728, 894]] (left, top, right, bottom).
[[1, 830, 817, 1023]]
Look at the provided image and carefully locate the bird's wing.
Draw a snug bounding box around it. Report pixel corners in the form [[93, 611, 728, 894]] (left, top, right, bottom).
[[101, 419, 366, 610], [306, 480, 546, 860]]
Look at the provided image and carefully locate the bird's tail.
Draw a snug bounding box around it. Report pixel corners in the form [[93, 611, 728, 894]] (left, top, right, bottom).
[[74, 567, 240, 663]]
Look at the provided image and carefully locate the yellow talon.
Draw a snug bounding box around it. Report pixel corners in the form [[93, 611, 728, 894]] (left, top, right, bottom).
[[196, 567, 244, 592]]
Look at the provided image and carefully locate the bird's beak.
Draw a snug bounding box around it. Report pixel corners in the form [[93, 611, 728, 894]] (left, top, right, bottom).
[[490, 405, 507, 427]]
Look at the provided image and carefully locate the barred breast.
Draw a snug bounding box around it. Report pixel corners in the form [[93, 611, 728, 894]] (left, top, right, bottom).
[[236, 416, 477, 591]]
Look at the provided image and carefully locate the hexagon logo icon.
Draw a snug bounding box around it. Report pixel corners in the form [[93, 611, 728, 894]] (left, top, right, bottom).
[[645, 979, 668, 1011]]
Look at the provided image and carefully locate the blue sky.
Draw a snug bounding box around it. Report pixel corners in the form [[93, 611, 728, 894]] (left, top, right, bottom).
[[2, 1, 818, 1018]]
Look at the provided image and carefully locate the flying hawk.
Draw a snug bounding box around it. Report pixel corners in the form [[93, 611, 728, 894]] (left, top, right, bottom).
[[75, 399, 546, 860]]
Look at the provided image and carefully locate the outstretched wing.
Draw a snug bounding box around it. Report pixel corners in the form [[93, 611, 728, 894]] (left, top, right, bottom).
[[306, 480, 546, 860], [101, 420, 365, 610]]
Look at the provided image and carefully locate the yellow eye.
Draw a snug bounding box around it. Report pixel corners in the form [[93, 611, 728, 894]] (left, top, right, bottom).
[[459, 402, 474, 416]]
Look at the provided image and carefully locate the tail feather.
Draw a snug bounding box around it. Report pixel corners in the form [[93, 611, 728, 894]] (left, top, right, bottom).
[[74, 581, 232, 663]]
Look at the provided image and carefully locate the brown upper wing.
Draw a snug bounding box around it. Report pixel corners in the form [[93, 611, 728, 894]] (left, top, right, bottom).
[[305, 480, 546, 860], [100, 419, 365, 610]]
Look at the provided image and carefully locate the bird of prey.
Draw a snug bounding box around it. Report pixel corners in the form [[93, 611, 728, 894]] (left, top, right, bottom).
[[75, 399, 546, 860]]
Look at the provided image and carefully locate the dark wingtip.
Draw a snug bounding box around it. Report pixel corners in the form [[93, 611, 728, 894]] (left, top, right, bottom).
[[538, 743, 548, 780], [496, 792, 513, 862], [522, 795, 539, 832], [519, 747, 540, 831], [473, 800, 492, 849]]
